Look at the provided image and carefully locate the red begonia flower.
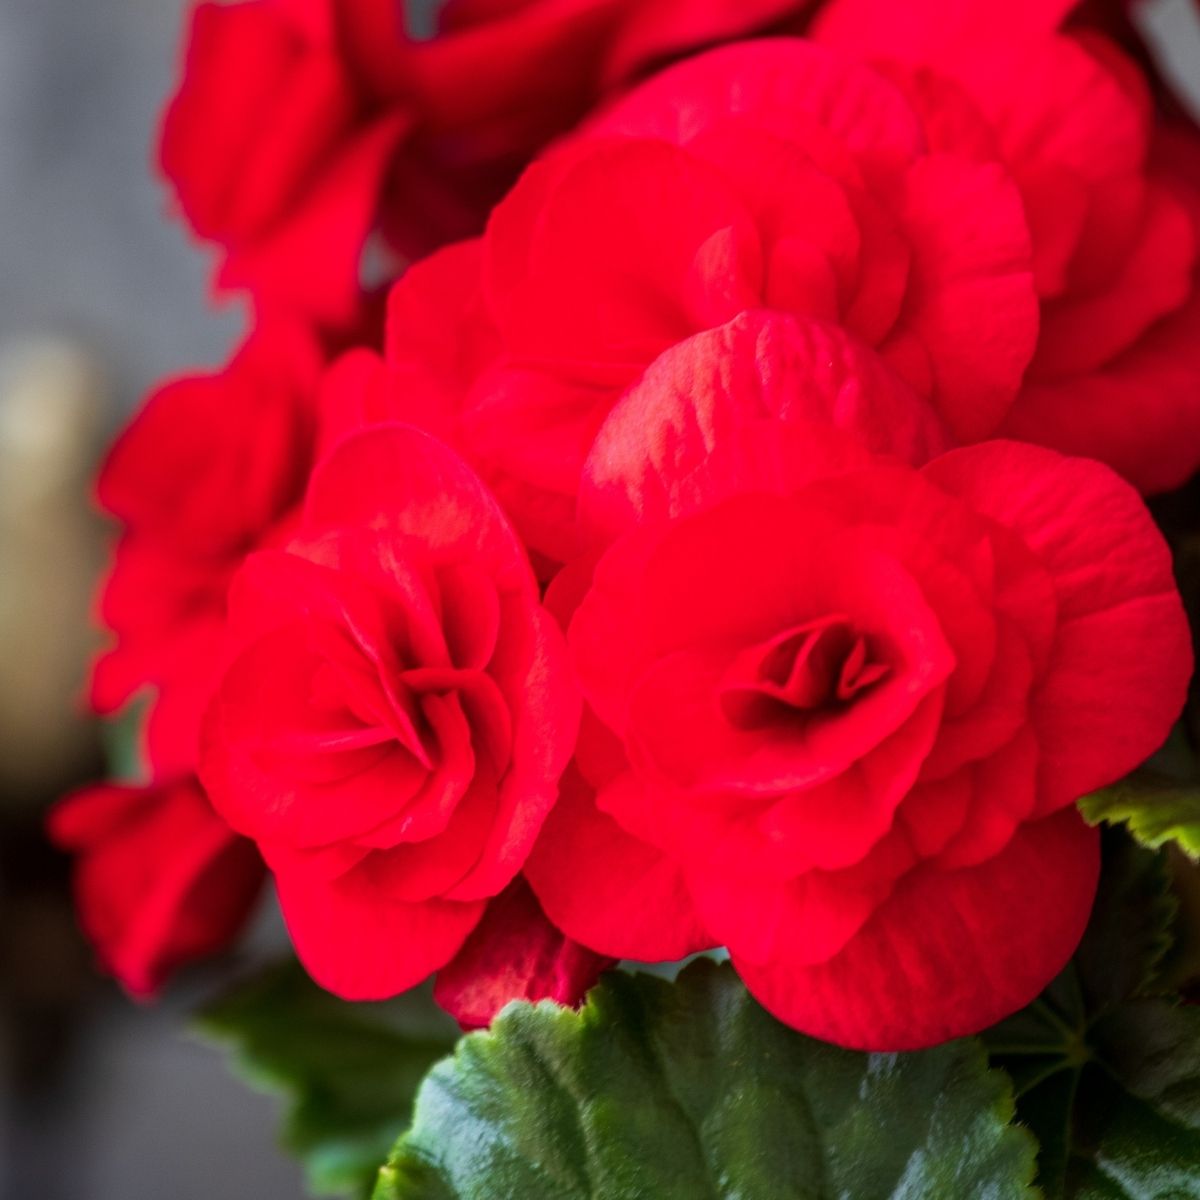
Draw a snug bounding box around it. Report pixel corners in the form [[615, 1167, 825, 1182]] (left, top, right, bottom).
[[815, 0, 1200, 492], [161, 0, 410, 326], [200, 426, 579, 999], [526, 387, 1189, 1047], [160, 0, 815, 325], [48, 779, 264, 996], [382, 39, 1024, 560], [127, 0, 1199, 1052], [521, 307, 959, 967]]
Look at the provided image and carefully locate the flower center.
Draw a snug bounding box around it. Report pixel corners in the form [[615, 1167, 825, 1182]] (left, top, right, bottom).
[[719, 615, 890, 730]]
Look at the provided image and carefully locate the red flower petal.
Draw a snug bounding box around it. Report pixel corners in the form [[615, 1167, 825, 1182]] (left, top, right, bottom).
[[926, 440, 1192, 807], [434, 877, 613, 1030], [274, 855, 484, 1000], [48, 779, 263, 996], [524, 764, 713, 962], [218, 113, 410, 328], [815, 0, 1080, 61], [595, 39, 924, 176], [735, 809, 1099, 1050], [580, 310, 948, 545], [1002, 290, 1200, 493], [304, 425, 533, 591], [879, 155, 1037, 440]]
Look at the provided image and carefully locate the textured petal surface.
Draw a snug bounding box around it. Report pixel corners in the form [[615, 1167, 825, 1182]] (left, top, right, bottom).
[[305, 424, 533, 590], [736, 810, 1100, 1050], [880, 155, 1037, 441], [925, 441, 1191, 808], [580, 310, 948, 544]]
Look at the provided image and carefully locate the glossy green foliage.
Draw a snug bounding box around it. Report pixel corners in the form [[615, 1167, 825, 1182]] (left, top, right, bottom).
[[377, 959, 1037, 1200], [985, 836, 1200, 1199]]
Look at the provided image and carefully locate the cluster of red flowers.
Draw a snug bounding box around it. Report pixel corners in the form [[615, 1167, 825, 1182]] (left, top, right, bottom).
[[52, 0, 1200, 1050]]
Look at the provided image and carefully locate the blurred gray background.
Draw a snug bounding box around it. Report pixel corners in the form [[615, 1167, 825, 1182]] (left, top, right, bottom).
[[0, 2, 296, 1198], [0, 0, 239, 408], [0, 1, 1198, 1199]]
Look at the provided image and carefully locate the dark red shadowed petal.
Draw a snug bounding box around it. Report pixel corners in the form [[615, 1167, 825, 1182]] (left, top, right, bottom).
[[434, 877, 614, 1030], [719, 615, 890, 728]]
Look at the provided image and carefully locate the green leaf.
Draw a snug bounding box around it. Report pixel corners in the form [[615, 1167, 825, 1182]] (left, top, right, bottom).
[[102, 701, 149, 783], [198, 960, 457, 1199], [375, 959, 1037, 1200], [1074, 833, 1179, 1007], [1080, 770, 1200, 861], [985, 834, 1200, 1199], [403, 0, 444, 40]]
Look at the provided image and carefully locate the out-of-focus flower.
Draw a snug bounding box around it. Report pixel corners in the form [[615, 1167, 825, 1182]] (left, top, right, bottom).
[[159, 0, 817, 326], [48, 778, 265, 996]]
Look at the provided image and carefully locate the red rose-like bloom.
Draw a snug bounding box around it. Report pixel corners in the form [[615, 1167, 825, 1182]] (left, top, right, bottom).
[[814, 0, 1200, 492], [200, 426, 579, 999], [525, 360, 1190, 1048], [91, 324, 322, 774], [161, 0, 811, 325], [48, 779, 265, 996], [382, 38, 1031, 561], [433, 877, 613, 1029], [161, 0, 410, 327]]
